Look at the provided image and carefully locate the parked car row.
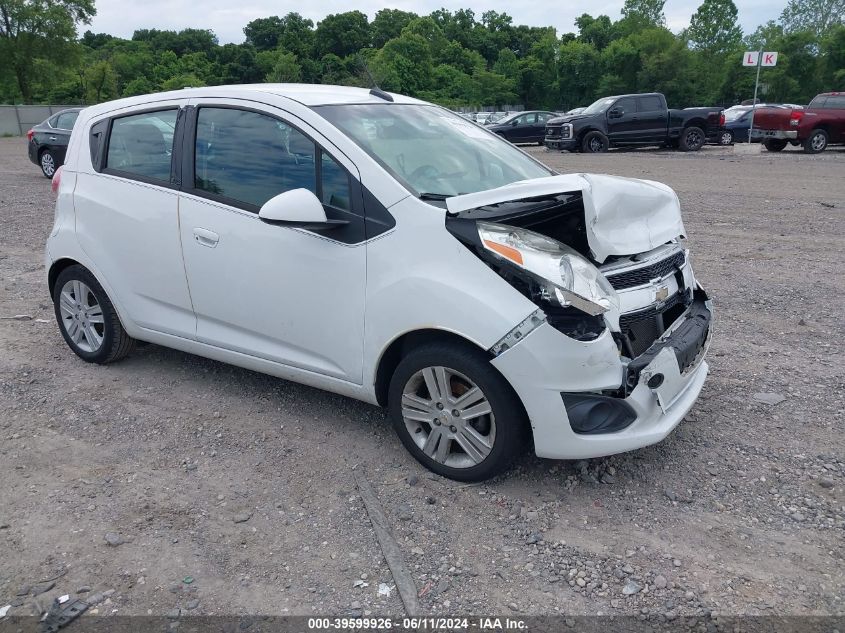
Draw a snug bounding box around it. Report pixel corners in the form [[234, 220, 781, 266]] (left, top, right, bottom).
[[544, 92, 724, 153]]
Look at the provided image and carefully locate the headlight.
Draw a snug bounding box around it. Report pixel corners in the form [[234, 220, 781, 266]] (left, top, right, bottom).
[[478, 222, 618, 317]]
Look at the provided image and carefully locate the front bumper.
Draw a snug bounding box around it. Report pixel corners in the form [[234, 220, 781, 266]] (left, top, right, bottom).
[[491, 292, 712, 460], [544, 138, 579, 151]]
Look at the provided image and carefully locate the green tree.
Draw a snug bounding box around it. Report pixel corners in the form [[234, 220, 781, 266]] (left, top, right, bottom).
[[83, 60, 117, 103], [575, 14, 615, 50], [371, 9, 417, 48], [0, 0, 95, 101], [265, 51, 302, 82], [557, 40, 600, 108], [621, 0, 666, 27], [687, 0, 743, 54], [315, 11, 370, 58], [780, 0, 845, 38]]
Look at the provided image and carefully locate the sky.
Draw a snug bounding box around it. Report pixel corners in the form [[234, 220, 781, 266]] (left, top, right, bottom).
[[85, 0, 785, 45]]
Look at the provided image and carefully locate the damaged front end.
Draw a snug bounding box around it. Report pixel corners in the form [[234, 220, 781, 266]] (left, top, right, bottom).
[[445, 174, 712, 448]]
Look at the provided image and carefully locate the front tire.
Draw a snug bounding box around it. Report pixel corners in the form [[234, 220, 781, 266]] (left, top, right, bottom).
[[582, 131, 609, 153], [388, 342, 526, 481], [52, 265, 136, 364], [803, 129, 828, 154], [679, 126, 705, 151], [39, 149, 57, 179]]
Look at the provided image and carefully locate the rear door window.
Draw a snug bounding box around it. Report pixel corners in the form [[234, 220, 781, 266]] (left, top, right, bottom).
[[637, 96, 663, 112], [55, 112, 79, 130], [105, 110, 177, 182], [825, 96, 845, 109]]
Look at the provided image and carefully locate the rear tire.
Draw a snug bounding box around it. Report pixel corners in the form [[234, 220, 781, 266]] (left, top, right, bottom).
[[679, 126, 705, 151], [803, 129, 828, 154], [718, 130, 734, 146], [52, 264, 136, 364], [387, 342, 527, 481], [764, 139, 788, 152], [582, 131, 609, 153], [39, 149, 57, 179]]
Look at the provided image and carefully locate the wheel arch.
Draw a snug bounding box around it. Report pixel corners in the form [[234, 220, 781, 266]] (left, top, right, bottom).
[[373, 328, 493, 407], [48, 257, 82, 296], [683, 118, 707, 131]]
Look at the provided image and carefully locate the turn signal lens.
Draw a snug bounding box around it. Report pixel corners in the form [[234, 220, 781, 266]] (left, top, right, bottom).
[[483, 240, 523, 265]]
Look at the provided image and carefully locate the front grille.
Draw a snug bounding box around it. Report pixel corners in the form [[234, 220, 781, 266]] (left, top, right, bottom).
[[619, 291, 687, 356], [605, 250, 685, 290]]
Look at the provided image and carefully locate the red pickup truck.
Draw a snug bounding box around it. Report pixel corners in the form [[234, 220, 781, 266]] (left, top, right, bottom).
[[752, 92, 845, 153]]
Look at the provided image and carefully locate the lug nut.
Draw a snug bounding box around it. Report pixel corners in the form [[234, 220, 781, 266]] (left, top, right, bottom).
[[436, 403, 444, 410], [450, 425, 457, 433], [452, 409, 460, 417], [433, 419, 441, 426]]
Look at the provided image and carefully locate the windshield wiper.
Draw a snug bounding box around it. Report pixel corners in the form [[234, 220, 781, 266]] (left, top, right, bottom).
[[418, 192, 453, 201]]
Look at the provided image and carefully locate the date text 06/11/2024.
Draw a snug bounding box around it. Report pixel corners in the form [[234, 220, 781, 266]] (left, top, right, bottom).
[[306, 617, 528, 630]]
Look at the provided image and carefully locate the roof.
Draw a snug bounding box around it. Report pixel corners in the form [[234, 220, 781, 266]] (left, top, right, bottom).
[[155, 84, 424, 107], [76, 84, 428, 121]]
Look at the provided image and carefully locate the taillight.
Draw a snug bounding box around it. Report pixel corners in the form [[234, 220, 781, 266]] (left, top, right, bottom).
[[51, 166, 62, 194], [719, 112, 725, 127], [790, 110, 804, 127], [27, 129, 34, 142]]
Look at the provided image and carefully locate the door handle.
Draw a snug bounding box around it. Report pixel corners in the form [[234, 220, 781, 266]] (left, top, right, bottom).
[[49, 136, 57, 140], [193, 227, 219, 248]]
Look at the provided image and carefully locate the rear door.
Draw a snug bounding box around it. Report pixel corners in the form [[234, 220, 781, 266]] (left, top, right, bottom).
[[823, 95, 845, 141], [606, 97, 639, 143], [635, 95, 667, 141], [74, 101, 197, 338], [176, 100, 367, 382]]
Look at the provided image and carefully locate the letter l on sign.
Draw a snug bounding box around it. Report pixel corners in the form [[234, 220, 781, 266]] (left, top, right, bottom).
[[742, 51, 759, 66]]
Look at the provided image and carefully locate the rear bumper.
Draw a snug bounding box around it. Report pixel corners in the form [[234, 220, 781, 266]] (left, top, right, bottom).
[[492, 292, 712, 460], [27, 140, 39, 165], [750, 129, 798, 140]]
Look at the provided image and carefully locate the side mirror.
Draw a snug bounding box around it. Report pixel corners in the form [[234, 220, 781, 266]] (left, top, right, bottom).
[[258, 188, 348, 230], [608, 107, 623, 118], [511, 119, 520, 126]]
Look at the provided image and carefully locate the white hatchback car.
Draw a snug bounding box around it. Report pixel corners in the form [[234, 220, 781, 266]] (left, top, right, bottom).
[[47, 84, 712, 481]]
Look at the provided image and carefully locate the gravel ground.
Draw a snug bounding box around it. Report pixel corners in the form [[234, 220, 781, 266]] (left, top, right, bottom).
[[0, 137, 843, 622]]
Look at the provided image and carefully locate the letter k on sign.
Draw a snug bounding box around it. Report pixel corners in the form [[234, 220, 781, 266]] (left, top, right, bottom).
[[761, 52, 778, 67]]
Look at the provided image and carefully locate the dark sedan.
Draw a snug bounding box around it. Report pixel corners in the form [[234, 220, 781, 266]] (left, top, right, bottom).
[[486, 110, 557, 144], [27, 108, 82, 178]]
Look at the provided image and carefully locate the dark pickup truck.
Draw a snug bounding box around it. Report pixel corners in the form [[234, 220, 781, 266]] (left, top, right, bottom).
[[545, 93, 724, 153]]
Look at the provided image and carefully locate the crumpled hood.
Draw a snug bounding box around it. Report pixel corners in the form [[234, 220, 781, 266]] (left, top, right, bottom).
[[445, 174, 686, 263]]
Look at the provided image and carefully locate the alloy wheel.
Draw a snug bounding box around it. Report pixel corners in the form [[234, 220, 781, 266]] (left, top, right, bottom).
[[720, 131, 732, 145], [811, 133, 826, 152], [41, 152, 55, 177], [686, 129, 703, 149], [58, 280, 105, 353], [401, 366, 496, 468], [589, 137, 604, 152]]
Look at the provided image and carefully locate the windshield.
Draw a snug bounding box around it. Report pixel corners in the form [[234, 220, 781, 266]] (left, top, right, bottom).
[[314, 104, 553, 198], [582, 98, 617, 115]]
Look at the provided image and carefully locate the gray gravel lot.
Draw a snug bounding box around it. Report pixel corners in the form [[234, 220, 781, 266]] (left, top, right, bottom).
[[0, 137, 843, 621]]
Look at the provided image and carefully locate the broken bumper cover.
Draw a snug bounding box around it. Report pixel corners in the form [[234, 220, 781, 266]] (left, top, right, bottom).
[[491, 295, 712, 460]]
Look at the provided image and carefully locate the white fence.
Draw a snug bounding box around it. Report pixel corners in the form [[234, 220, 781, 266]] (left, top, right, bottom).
[[0, 105, 83, 136]]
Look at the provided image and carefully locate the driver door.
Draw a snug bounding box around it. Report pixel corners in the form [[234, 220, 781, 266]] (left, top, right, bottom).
[[606, 97, 639, 144], [177, 100, 367, 383]]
